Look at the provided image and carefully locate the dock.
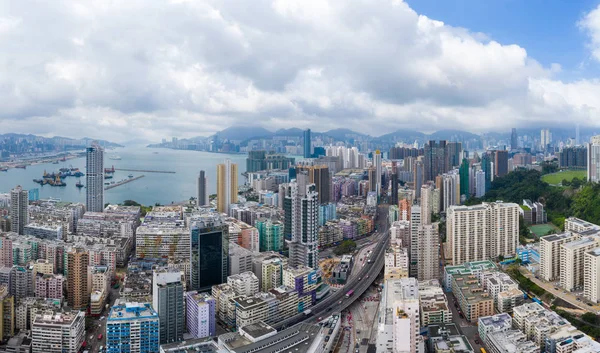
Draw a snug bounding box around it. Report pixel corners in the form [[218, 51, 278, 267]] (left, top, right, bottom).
[[105, 175, 145, 190], [114, 168, 175, 174]]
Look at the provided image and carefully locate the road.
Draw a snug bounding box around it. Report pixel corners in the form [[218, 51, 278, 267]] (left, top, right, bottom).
[[87, 283, 121, 352], [273, 204, 390, 330], [519, 269, 600, 313]]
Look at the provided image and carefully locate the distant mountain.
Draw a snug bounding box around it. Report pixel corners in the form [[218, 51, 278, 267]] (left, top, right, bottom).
[[427, 129, 480, 141], [274, 128, 304, 137], [0, 133, 122, 147], [378, 130, 425, 143], [214, 126, 273, 141], [321, 128, 368, 140], [121, 138, 158, 147]]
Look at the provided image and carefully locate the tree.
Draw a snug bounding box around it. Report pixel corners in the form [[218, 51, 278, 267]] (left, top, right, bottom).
[[582, 312, 599, 325], [334, 240, 357, 255]]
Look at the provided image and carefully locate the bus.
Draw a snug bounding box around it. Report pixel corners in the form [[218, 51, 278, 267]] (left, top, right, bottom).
[[346, 289, 354, 298]]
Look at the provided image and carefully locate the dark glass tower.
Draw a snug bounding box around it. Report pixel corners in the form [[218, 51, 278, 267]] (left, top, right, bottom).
[[303, 129, 311, 158], [190, 219, 229, 292]]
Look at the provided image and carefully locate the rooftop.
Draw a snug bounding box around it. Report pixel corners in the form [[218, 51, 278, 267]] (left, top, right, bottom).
[[445, 260, 496, 275], [542, 232, 575, 242], [561, 237, 597, 249], [487, 330, 538, 353], [453, 275, 493, 304], [479, 313, 512, 329], [219, 322, 321, 353], [108, 302, 158, 321], [33, 311, 83, 326]]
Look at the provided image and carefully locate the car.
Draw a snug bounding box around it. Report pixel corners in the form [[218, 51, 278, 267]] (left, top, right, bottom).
[[98, 334, 103, 340], [358, 277, 362, 281], [318, 317, 323, 321], [475, 339, 480, 344], [100, 316, 105, 320], [366, 275, 369, 279], [339, 300, 343, 304], [587, 303, 593, 306], [554, 287, 559, 290], [327, 307, 332, 311], [577, 298, 581, 301]]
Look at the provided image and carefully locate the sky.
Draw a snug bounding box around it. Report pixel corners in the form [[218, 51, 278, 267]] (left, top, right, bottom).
[[1, 0, 600, 142]]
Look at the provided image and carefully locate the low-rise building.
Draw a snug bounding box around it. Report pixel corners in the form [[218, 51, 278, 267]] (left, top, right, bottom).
[[451, 275, 494, 323], [419, 280, 451, 326], [31, 310, 85, 353], [486, 330, 539, 353], [227, 271, 259, 297], [478, 313, 512, 343], [427, 324, 473, 353], [443, 260, 496, 292]]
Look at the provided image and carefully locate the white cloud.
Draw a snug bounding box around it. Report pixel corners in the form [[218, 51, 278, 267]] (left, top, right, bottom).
[[579, 4, 600, 62], [0, 0, 599, 142]]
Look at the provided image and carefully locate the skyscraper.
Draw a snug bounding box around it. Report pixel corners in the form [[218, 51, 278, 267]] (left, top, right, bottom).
[[197, 170, 207, 206], [86, 143, 104, 212], [540, 129, 552, 152], [588, 135, 600, 183], [153, 270, 184, 344], [303, 129, 311, 158], [217, 159, 238, 214], [424, 140, 449, 182], [494, 150, 509, 178], [190, 217, 229, 292], [481, 152, 493, 191], [10, 185, 28, 235], [374, 150, 382, 196], [510, 128, 518, 150], [459, 158, 470, 199], [67, 248, 89, 310], [391, 161, 399, 206], [447, 142, 462, 168], [295, 165, 330, 204], [288, 182, 319, 269], [475, 170, 486, 198]]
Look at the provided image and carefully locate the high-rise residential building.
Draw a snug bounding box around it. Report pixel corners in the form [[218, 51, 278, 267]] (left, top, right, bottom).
[[67, 248, 89, 310], [447, 202, 519, 265], [421, 184, 434, 226], [189, 216, 227, 291], [424, 140, 449, 182], [418, 224, 440, 281], [152, 270, 184, 344], [587, 135, 600, 183], [560, 237, 599, 291], [288, 182, 319, 269], [9, 266, 33, 299], [441, 171, 460, 212], [303, 129, 311, 158], [85, 143, 104, 213], [419, 280, 452, 326], [197, 170, 207, 206], [0, 285, 14, 341], [295, 165, 330, 204], [413, 158, 424, 198], [106, 302, 159, 353], [31, 311, 85, 353], [539, 232, 579, 282], [217, 159, 238, 214], [256, 218, 284, 252], [10, 185, 28, 235], [246, 150, 295, 173], [475, 170, 486, 198], [584, 248, 600, 303], [185, 291, 216, 339], [558, 146, 587, 169], [373, 150, 382, 196], [494, 150, 509, 178], [391, 161, 399, 206], [376, 278, 424, 353], [447, 142, 462, 168], [459, 158, 470, 199], [410, 205, 421, 277]]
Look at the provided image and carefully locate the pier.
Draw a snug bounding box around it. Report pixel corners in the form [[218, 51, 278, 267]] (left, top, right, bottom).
[[105, 175, 145, 190], [114, 168, 175, 174]]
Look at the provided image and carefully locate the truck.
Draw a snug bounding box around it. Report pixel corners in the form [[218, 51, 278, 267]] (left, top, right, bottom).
[[346, 289, 354, 298]]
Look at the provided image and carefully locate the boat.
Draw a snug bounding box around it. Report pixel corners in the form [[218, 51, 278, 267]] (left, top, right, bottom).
[[73, 171, 84, 177], [52, 161, 59, 164], [104, 182, 110, 186], [15, 165, 26, 169], [0, 167, 8, 172], [128, 174, 133, 178], [104, 175, 113, 179], [76, 181, 84, 188], [110, 181, 115, 184], [108, 155, 122, 160]]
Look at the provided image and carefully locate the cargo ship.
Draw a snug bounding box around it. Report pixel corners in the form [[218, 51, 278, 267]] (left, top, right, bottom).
[[76, 181, 84, 188]]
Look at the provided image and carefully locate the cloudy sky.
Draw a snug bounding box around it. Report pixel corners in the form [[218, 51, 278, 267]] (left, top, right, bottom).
[[1, 0, 600, 142]]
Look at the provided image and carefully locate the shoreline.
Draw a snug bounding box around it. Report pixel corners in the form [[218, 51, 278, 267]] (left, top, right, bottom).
[[146, 146, 247, 155], [0, 153, 83, 171]]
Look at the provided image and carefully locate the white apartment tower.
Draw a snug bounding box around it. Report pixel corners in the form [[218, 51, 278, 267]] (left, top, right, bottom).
[[560, 237, 599, 291], [584, 248, 600, 303], [10, 185, 28, 235], [587, 135, 600, 183], [447, 202, 519, 265], [418, 224, 440, 281], [410, 205, 421, 277], [539, 232, 580, 282], [288, 182, 319, 269], [86, 143, 104, 212]]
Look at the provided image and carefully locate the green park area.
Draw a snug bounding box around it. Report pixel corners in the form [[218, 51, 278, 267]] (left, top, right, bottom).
[[529, 223, 560, 237], [541, 170, 586, 185]]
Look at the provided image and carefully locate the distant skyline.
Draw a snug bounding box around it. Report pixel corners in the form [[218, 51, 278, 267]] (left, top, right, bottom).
[[2, 1, 600, 142]]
